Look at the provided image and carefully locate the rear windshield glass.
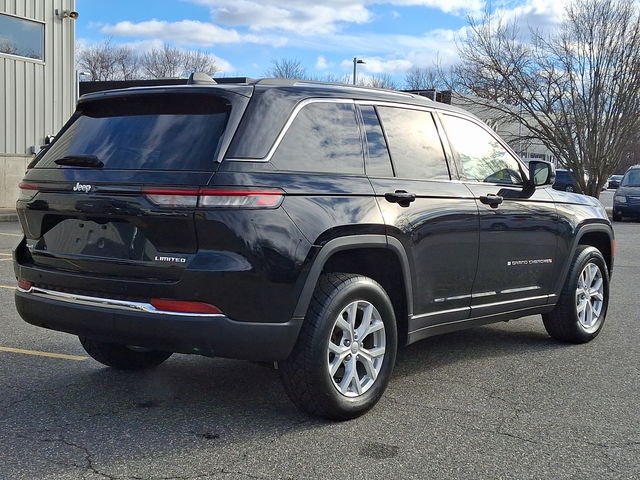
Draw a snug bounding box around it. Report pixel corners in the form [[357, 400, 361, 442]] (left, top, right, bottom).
[[36, 94, 231, 171]]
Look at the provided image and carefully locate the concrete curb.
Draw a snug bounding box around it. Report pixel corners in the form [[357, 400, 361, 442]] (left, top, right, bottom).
[[0, 210, 18, 222]]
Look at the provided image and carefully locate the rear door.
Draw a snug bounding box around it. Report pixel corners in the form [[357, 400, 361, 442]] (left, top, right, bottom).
[[362, 104, 480, 332]]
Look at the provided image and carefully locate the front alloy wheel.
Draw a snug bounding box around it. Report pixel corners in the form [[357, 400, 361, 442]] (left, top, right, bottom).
[[575, 260, 605, 334], [543, 246, 609, 343]]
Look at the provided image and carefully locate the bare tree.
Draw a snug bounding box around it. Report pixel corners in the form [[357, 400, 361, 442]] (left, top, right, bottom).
[[77, 38, 139, 81], [141, 44, 185, 78], [183, 50, 221, 77], [454, 0, 640, 197], [361, 74, 400, 90], [0, 38, 17, 55], [404, 67, 442, 90], [309, 72, 351, 84], [264, 59, 308, 79]]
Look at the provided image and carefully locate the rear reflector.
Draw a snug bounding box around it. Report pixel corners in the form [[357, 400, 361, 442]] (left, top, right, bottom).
[[143, 187, 284, 209], [150, 298, 223, 315], [18, 183, 39, 201], [17, 278, 32, 291]]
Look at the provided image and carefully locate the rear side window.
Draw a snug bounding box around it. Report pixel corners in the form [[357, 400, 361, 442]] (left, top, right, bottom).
[[270, 102, 364, 174], [376, 107, 450, 181], [36, 94, 231, 171]]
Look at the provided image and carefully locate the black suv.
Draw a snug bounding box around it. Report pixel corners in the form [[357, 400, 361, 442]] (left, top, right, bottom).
[[14, 76, 614, 420]]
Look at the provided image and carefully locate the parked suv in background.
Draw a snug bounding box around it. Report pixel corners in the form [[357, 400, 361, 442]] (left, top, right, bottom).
[[552, 169, 579, 192], [14, 75, 614, 420], [613, 165, 640, 221]]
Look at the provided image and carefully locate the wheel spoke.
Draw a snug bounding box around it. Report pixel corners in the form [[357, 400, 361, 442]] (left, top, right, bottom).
[[327, 299, 387, 398], [328, 342, 350, 376], [339, 359, 362, 395]]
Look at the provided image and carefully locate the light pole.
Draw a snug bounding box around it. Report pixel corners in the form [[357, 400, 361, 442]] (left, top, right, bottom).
[[353, 57, 365, 85]]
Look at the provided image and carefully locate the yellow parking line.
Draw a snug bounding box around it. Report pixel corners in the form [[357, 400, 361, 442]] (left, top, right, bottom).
[[0, 346, 87, 361], [0, 285, 16, 289], [0, 233, 21, 237], [0, 258, 13, 261]]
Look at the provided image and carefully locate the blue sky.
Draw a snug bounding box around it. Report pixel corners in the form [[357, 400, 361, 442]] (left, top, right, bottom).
[[75, 0, 565, 84]]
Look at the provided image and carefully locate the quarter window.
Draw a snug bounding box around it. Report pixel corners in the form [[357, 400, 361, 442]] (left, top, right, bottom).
[[271, 102, 364, 174], [376, 107, 450, 181], [0, 14, 44, 61], [442, 114, 523, 185]]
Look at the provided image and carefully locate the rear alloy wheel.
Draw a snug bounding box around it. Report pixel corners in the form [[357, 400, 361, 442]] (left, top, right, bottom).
[[542, 246, 609, 343], [282, 273, 397, 420], [79, 337, 172, 370]]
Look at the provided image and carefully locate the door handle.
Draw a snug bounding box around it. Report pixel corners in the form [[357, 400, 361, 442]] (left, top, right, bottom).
[[384, 190, 416, 207], [479, 194, 504, 208]]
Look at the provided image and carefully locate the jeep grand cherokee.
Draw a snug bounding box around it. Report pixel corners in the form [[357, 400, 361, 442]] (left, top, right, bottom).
[[14, 74, 614, 420]]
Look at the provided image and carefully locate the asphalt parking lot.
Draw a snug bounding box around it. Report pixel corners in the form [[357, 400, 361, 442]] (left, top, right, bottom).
[[1, 194, 638, 480]]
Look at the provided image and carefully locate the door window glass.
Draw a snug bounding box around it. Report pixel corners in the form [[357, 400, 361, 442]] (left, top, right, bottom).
[[442, 114, 522, 184], [377, 107, 450, 181], [360, 106, 393, 177]]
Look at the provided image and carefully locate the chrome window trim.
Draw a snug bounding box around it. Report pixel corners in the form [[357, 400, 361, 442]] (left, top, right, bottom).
[[225, 98, 442, 163], [18, 286, 225, 318]]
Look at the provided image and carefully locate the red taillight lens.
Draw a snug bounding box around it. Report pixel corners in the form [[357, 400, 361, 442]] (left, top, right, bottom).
[[18, 183, 39, 201], [143, 187, 284, 209], [17, 278, 32, 291], [150, 298, 223, 315]]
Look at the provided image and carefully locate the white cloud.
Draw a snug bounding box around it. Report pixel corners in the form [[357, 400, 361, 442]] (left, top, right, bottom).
[[100, 19, 287, 47], [186, 0, 487, 36], [339, 57, 413, 75], [191, 0, 372, 35], [316, 55, 329, 70]]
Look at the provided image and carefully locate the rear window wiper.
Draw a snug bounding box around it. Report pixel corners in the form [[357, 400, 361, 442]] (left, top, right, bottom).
[[54, 155, 104, 168]]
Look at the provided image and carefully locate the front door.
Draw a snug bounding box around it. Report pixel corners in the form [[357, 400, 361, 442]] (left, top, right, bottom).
[[439, 113, 558, 318]]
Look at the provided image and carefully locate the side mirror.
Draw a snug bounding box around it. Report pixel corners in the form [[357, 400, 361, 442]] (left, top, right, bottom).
[[528, 160, 555, 187]]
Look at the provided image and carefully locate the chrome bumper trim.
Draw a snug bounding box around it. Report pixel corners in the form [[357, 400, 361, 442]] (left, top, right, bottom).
[[17, 286, 224, 318]]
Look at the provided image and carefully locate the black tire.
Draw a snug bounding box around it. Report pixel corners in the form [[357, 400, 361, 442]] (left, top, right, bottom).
[[542, 246, 609, 343], [79, 337, 172, 370], [282, 273, 398, 420], [612, 212, 622, 222]]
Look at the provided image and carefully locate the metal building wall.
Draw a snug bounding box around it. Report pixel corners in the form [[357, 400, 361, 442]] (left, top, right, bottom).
[[0, 0, 76, 207]]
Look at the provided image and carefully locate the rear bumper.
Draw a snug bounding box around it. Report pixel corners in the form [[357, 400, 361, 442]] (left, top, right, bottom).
[[15, 287, 302, 361]]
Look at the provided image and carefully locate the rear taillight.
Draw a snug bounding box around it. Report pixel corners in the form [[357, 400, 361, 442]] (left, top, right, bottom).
[[142, 188, 199, 207], [18, 183, 39, 201], [17, 279, 32, 291], [150, 298, 223, 315], [143, 187, 284, 209]]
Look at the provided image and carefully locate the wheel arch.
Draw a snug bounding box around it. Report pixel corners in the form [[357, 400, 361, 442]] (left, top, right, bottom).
[[293, 235, 413, 346], [577, 227, 614, 275], [552, 225, 614, 299]]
